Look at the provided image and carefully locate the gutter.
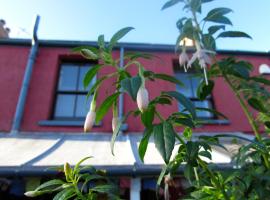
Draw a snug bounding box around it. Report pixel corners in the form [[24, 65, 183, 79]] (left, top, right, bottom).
[[11, 15, 40, 134], [0, 163, 234, 177]]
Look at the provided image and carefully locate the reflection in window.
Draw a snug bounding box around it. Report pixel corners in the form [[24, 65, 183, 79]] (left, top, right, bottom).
[[54, 63, 95, 120]]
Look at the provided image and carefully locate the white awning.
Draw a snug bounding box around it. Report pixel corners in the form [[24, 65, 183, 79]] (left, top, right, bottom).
[[0, 132, 252, 175]]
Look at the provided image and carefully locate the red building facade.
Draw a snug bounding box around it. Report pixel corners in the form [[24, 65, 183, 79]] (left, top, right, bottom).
[[0, 40, 269, 133], [0, 39, 270, 199]]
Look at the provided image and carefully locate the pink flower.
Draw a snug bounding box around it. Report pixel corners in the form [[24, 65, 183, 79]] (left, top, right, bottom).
[[179, 51, 189, 72], [84, 110, 96, 132], [112, 117, 118, 132], [137, 86, 149, 112]]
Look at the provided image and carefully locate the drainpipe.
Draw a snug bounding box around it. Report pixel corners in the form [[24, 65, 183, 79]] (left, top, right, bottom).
[[119, 46, 128, 131], [11, 15, 40, 134]]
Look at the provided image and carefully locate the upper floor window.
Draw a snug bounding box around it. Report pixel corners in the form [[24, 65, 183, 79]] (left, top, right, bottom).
[[175, 70, 214, 119], [53, 63, 95, 120]]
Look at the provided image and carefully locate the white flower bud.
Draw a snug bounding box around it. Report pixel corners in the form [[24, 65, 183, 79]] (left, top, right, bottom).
[[112, 117, 118, 133], [84, 110, 96, 132], [24, 191, 43, 197], [137, 87, 149, 112]]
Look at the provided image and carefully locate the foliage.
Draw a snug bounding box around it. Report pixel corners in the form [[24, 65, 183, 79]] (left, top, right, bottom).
[[25, 157, 120, 200]]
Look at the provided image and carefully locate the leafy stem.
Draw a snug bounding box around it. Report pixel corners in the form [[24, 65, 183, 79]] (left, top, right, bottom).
[[198, 158, 229, 200], [222, 72, 270, 169]]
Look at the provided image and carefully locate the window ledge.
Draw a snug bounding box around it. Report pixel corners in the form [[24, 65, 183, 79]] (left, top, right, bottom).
[[38, 120, 101, 127], [198, 119, 230, 125]]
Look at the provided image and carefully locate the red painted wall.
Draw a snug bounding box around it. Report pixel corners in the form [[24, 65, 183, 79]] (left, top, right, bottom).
[[0, 43, 270, 134], [0, 46, 29, 132]]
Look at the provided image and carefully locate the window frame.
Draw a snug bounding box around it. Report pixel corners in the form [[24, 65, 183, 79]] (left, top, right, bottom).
[[51, 61, 96, 121]]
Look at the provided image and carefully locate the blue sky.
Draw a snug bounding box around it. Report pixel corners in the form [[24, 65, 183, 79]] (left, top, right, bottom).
[[1, 0, 270, 51]]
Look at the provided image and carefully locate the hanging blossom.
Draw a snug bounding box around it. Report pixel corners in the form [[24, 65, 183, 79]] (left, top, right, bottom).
[[178, 46, 189, 72], [84, 94, 97, 132], [137, 86, 149, 112], [187, 41, 215, 85]]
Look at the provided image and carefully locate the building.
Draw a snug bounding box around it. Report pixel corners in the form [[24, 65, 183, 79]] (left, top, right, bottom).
[[0, 37, 270, 199]]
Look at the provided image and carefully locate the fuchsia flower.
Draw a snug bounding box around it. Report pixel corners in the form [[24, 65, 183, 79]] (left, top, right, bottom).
[[137, 86, 149, 112], [112, 117, 118, 132], [186, 41, 215, 85], [179, 50, 189, 72], [84, 110, 96, 132]]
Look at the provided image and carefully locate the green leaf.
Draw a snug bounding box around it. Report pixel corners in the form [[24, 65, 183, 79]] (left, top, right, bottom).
[[53, 188, 75, 200], [208, 25, 225, 35], [35, 179, 65, 191], [151, 96, 172, 106], [121, 76, 142, 101], [174, 116, 195, 128], [248, 98, 267, 113], [98, 34, 105, 49], [91, 184, 118, 194], [250, 76, 270, 85], [141, 106, 155, 128], [138, 128, 153, 162], [153, 73, 183, 86], [73, 156, 92, 175], [176, 17, 187, 31], [197, 79, 214, 100], [183, 127, 192, 140], [161, 0, 184, 10], [110, 111, 132, 155], [108, 27, 134, 51], [205, 7, 233, 18], [80, 49, 99, 60], [230, 63, 250, 79], [83, 64, 101, 88], [96, 92, 121, 123], [218, 31, 252, 39], [202, 34, 216, 51], [199, 150, 212, 160], [154, 122, 176, 164], [204, 8, 233, 25], [164, 91, 196, 119], [205, 15, 232, 25], [190, 0, 202, 13]]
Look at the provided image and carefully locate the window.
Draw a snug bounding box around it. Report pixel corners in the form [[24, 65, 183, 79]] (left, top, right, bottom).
[[175, 71, 214, 119], [53, 63, 95, 120]]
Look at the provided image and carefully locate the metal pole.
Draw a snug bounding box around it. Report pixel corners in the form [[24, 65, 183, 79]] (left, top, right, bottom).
[[119, 46, 128, 131], [130, 178, 141, 200], [11, 15, 40, 134]]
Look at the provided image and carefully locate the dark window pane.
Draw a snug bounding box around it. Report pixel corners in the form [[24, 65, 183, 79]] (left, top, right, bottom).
[[54, 94, 76, 117], [175, 73, 193, 97], [78, 66, 96, 91], [75, 95, 92, 118], [193, 100, 213, 118], [58, 64, 79, 91]]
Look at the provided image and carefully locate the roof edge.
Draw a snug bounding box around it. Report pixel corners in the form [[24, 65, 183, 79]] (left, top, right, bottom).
[[0, 38, 270, 56]]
